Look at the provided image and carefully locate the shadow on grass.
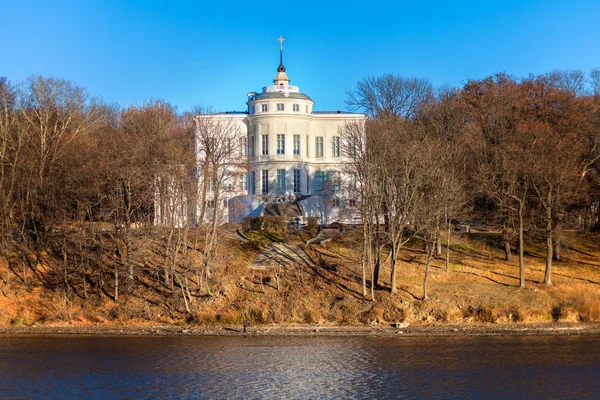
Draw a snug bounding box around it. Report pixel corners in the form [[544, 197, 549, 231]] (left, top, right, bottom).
[[452, 261, 513, 287], [293, 245, 364, 301], [528, 267, 600, 285]]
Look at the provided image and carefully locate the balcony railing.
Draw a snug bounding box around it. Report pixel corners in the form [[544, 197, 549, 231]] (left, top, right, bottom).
[[249, 154, 340, 164], [262, 85, 300, 93]]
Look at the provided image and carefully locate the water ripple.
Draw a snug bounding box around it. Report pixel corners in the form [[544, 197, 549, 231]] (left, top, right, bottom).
[[0, 335, 599, 399]]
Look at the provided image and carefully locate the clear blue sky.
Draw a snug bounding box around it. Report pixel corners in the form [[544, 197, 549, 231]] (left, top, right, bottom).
[[2, 0, 600, 113]]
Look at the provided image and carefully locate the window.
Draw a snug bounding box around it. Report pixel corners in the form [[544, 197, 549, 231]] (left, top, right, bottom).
[[223, 198, 228, 208], [332, 198, 340, 207], [349, 199, 356, 207], [306, 136, 309, 156], [293, 104, 299, 112], [277, 169, 285, 193], [250, 136, 255, 157], [277, 103, 284, 111], [240, 136, 247, 156], [331, 171, 341, 191], [315, 136, 324, 157], [305, 105, 309, 113], [261, 104, 268, 112], [277, 134, 285, 154], [206, 179, 213, 192], [249, 105, 255, 115], [331, 136, 340, 157], [315, 171, 324, 192], [293, 134, 300, 155], [293, 169, 301, 193], [349, 174, 357, 188], [240, 174, 247, 191], [250, 171, 256, 195], [262, 170, 269, 194], [262, 134, 269, 155], [207, 199, 215, 208]]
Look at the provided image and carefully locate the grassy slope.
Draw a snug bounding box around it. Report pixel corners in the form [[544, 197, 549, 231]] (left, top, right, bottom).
[[0, 226, 598, 327]]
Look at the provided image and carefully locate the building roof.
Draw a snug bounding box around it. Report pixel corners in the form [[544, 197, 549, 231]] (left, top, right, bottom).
[[263, 202, 303, 217], [312, 110, 362, 115], [205, 111, 248, 116], [251, 91, 313, 102]]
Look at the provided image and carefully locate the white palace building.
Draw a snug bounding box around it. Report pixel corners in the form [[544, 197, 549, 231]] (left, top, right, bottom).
[[192, 37, 365, 225]]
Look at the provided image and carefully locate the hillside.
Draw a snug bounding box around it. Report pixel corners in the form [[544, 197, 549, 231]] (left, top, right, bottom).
[[1, 224, 599, 328]]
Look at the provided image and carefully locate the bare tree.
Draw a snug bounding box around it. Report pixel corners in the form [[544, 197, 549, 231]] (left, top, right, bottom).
[[523, 77, 595, 285], [346, 74, 433, 119], [418, 87, 468, 271], [464, 74, 524, 262], [590, 69, 600, 97], [18, 76, 100, 187], [0, 78, 20, 285], [543, 69, 586, 97], [376, 119, 430, 295], [341, 119, 373, 299], [13, 76, 100, 283], [193, 110, 246, 291]]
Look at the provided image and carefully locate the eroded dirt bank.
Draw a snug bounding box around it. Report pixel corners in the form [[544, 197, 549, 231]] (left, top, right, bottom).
[[1, 322, 599, 337]]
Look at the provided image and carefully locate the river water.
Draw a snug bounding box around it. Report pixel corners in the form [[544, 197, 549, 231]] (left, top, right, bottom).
[[0, 334, 598, 399]]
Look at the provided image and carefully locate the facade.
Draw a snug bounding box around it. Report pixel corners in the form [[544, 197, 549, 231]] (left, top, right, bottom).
[[195, 39, 365, 225]]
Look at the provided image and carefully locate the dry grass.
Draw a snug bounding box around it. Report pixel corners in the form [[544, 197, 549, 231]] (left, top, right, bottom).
[[1, 226, 599, 327]]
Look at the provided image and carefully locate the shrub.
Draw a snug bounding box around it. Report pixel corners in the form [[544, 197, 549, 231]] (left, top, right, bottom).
[[248, 304, 271, 324], [263, 216, 288, 234], [307, 217, 320, 236], [476, 305, 495, 323], [464, 305, 496, 323], [242, 216, 263, 232], [10, 317, 28, 326], [193, 311, 217, 325], [304, 309, 325, 324], [216, 310, 242, 325]]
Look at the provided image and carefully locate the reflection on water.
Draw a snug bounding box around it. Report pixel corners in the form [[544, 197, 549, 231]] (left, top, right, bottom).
[[0, 334, 599, 399]]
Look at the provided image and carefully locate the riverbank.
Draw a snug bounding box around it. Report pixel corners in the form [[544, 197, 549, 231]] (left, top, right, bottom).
[[1, 226, 599, 328], [2, 322, 600, 337]]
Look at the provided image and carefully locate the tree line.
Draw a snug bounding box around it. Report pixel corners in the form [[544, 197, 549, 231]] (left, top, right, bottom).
[[0, 75, 246, 308], [1, 69, 600, 306], [0, 75, 199, 300], [342, 69, 600, 301]]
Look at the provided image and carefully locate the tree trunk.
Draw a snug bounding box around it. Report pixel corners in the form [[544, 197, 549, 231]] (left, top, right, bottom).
[[175, 273, 191, 315], [423, 237, 436, 301], [125, 224, 133, 282], [82, 263, 87, 299], [518, 201, 525, 289], [22, 253, 27, 285], [114, 261, 119, 301], [198, 164, 209, 225], [372, 255, 381, 289], [436, 240, 442, 256], [123, 181, 133, 283], [205, 200, 220, 279], [445, 217, 451, 272], [369, 247, 375, 302], [544, 203, 553, 285], [504, 240, 512, 262], [553, 228, 561, 261], [62, 239, 69, 290], [361, 223, 367, 299], [366, 224, 375, 302], [80, 242, 88, 299], [164, 227, 174, 286], [3, 252, 10, 287], [390, 244, 398, 295]]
